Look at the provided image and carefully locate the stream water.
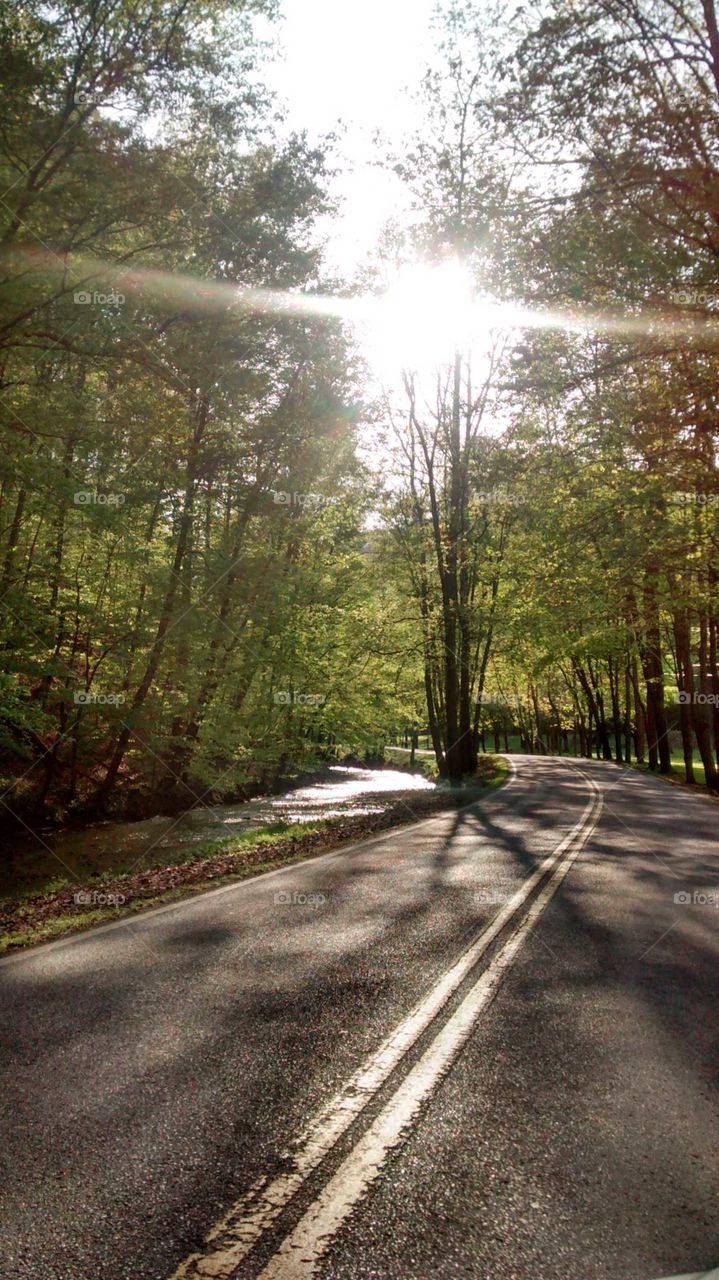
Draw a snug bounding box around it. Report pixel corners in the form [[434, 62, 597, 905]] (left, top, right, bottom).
[[4, 766, 436, 895]]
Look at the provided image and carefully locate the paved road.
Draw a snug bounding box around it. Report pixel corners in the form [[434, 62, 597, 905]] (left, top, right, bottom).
[[1, 757, 718, 1280]]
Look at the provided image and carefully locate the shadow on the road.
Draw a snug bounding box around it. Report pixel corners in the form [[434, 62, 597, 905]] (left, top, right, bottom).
[[1, 757, 717, 1280]]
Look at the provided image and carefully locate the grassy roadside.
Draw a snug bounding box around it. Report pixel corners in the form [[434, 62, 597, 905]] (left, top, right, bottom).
[[383, 747, 439, 780], [632, 756, 718, 796], [0, 756, 508, 956]]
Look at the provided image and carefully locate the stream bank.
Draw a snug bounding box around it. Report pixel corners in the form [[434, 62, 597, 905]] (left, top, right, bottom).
[[0, 757, 507, 955]]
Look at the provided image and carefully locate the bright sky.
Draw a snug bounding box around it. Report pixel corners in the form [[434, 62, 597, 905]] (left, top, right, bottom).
[[266, 0, 437, 274]]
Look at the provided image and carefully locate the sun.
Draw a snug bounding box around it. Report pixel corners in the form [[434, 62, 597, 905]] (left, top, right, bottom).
[[358, 258, 502, 384]]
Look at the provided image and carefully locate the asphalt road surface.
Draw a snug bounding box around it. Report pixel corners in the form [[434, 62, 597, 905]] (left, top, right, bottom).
[[1, 756, 718, 1280]]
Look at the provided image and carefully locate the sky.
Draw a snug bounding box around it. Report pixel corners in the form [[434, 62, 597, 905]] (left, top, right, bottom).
[[265, 0, 438, 274]]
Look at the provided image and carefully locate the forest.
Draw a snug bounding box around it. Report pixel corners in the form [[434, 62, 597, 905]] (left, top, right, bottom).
[[1, 0, 718, 836]]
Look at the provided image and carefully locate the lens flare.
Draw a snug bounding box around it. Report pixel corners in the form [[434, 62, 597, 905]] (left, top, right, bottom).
[[7, 247, 719, 360]]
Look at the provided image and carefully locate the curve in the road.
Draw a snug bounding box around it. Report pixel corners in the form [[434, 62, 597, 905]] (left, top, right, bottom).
[[171, 762, 602, 1280]]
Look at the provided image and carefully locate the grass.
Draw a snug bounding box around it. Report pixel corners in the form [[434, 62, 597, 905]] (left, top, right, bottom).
[[667, 751, 706, 787], [159, 820, 331, 868], [385, 748, 509, 787], [633, 751, 710, 791], [384, 746, 439, 780], [476, 754, 509, 789]]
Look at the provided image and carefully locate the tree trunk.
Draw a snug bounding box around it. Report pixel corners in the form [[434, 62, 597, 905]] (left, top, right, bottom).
[[672, 607, 696, 784], [640, 578, 671, 773]]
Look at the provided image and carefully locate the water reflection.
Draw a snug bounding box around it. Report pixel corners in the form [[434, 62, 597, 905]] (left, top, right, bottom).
[[244, 765, 435, 825], [9, 766, 435, 890]]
